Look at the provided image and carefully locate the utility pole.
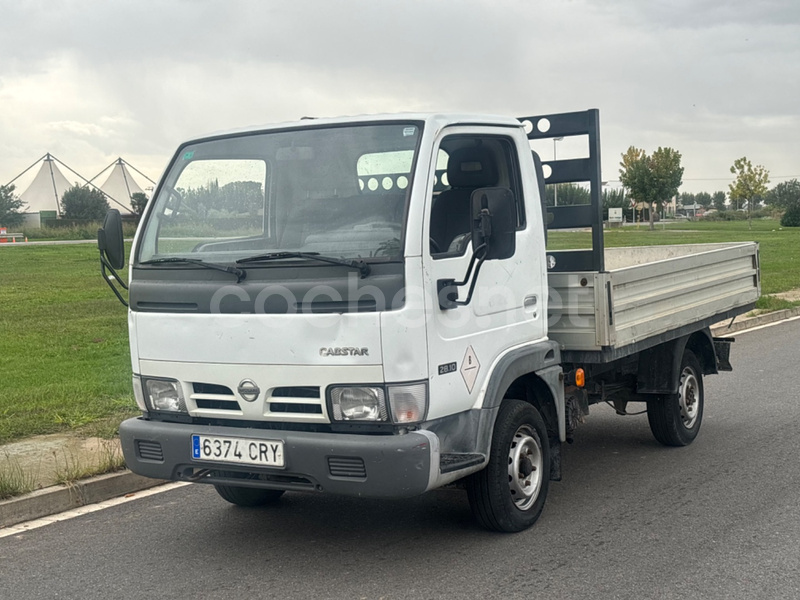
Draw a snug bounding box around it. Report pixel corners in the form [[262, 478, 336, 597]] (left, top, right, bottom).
[[553, 137, 564, 206]]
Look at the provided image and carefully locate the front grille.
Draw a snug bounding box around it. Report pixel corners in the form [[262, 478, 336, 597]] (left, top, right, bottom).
[[196, 399, 241, 410], [187, 381, 326, 422], [268, 402, 322, 414], [191, 381, 241, 413], [193, 382, 234, 395], [272, 386, 319, 398], [328, 456, 367, 479], [136, 440, 164, 462], [266, 386, 324, 419]]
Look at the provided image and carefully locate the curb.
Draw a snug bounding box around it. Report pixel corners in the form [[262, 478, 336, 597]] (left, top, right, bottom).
[[2, 308, 799, 531], [0, 470, 167, 529], [711, 306, 800, 336]]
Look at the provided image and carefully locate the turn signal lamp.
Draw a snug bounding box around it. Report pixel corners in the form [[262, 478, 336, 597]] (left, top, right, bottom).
[[575, 368, 585, 388]]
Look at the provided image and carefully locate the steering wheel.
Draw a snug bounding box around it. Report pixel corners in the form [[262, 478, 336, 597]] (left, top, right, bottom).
[[429, 238, 441, 254]]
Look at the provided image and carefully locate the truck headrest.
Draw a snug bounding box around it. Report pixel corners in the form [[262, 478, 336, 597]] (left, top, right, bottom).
[[446, 146, 499, 189]]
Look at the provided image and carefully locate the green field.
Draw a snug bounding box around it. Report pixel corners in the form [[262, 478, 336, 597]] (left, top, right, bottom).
[[0, 219, 799, 444], [0, 243, 136, 444]]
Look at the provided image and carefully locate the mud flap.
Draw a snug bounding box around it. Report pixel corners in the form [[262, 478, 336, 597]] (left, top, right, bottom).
[[550, 438, 562, 481]]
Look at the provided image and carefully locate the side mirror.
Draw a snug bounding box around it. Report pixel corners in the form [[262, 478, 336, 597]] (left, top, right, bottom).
[[470, 187, 516, 260], [97, 209, 129, 307], [98, 209, 125, 270]]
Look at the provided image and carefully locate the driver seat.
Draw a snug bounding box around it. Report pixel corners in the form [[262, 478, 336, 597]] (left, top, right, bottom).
[[430, 146, 499, 254]]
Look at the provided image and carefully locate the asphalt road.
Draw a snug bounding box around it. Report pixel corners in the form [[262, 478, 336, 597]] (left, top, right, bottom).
[[2, 320, 800, 600]]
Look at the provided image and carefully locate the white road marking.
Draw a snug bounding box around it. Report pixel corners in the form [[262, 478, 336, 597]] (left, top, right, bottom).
[[0, 481, 190, 539], [717, 315, 800, 338]]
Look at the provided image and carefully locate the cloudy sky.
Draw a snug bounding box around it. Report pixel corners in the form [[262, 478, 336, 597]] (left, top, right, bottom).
[[1, 0, 798, 194]]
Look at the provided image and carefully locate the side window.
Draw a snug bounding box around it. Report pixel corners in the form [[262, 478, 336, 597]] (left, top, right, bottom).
[[429, 136, 524, 258]]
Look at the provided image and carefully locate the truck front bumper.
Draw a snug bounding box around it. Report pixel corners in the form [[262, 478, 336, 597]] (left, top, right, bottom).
[[119, 417, 437, 499]]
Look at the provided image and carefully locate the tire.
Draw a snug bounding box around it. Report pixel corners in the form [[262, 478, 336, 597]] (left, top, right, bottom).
[[213, 472, 285, 507], [647, 349, 704, 447], [467, 399, 551, 533]]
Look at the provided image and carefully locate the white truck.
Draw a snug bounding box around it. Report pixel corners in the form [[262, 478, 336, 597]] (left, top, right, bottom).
[[99, 109, 759, 532]]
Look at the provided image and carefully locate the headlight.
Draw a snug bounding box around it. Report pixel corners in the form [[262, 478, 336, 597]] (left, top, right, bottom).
[[132, 375, 146, 411], [388, 383, 428, 424], [143, 378, 187, 413], [328, 382, 427, 424], [330, 387, 387, 422]]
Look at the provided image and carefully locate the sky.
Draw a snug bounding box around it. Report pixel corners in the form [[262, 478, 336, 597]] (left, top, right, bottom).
[[1, 0, 799, 195]]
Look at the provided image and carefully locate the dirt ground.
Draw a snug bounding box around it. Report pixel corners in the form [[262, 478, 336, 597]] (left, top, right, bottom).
[[1, 434, 122, 491]]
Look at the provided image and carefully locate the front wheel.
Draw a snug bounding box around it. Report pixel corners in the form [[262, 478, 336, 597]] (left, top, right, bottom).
[[647, 349, 704, 446], [467, 400, 551, 533]]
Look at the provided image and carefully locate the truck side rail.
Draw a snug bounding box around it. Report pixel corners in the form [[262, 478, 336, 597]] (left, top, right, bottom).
[[518, 109, 604, 273]]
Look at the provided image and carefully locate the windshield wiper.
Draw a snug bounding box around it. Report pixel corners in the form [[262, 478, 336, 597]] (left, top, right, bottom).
[[139, 257, 246, 283], [236, 252, 370, 278]]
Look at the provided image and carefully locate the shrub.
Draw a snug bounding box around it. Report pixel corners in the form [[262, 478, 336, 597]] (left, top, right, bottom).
[[780, 204, 800, 227], [61, 185, 110, 220]]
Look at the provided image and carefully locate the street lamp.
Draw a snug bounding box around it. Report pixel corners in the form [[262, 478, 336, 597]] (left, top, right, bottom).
[[553, 137, 564, 206]]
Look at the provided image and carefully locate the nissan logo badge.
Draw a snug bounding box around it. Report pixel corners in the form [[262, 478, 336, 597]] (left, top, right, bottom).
[[237, 379, 260, 402]]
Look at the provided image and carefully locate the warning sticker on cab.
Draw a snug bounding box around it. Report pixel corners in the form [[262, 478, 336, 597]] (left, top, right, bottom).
[[460, 346, 480, 393]]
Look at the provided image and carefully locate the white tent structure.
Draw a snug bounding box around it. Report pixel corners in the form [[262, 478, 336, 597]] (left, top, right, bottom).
[[7, 154, 154, 226], [97, 159, 146, 214], [17, 154, 73, 216]]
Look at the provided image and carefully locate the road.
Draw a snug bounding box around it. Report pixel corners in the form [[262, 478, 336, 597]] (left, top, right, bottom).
[[2, 320, 800, 599]]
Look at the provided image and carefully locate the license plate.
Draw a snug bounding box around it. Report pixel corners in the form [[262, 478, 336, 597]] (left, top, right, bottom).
[[191, 434, 284, 467]]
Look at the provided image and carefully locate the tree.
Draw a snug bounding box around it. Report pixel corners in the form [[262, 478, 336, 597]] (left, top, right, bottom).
[[619, 146, 684, 230], [130, 192, 149, 216], [695, 192, 712, 208], [765, 179, 800, 210], [544, 182, 590, 206], [0, 184, 26, 228], [712, 191, 727, 211], [61, 185, 110, 220], [729, 157, 769, 229], [679, 192, 695, 208]]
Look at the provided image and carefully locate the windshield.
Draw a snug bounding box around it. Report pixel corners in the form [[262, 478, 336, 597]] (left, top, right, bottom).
[[137, 123, 421, 265]]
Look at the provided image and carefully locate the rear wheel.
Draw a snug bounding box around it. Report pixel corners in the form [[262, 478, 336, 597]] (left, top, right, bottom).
[[647, 349, 704, 446], [467, 399, 550, 533], [214, 472, 285, 507]]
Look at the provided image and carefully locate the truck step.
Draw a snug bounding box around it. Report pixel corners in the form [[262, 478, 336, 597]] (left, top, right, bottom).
[[440, 453, 485, 474]]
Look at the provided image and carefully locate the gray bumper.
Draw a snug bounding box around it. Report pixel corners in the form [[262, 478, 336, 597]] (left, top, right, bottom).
[[119, 418, 436, 499]]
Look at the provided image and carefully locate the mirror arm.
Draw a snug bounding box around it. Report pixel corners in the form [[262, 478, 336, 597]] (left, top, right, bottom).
[[451, 243, 486, 287], [436, 244, 487, 310], [100, 251, 129, 307]]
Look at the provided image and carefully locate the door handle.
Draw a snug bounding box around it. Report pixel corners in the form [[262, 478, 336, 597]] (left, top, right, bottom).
[[523, 295, 538, 314]]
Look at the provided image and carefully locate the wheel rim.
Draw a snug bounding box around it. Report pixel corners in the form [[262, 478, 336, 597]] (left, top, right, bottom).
[[507, 425, 543, 511], [678, 366, 700, 429]]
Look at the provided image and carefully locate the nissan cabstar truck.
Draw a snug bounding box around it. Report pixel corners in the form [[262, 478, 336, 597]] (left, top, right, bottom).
[[99, 109, 759, 532]]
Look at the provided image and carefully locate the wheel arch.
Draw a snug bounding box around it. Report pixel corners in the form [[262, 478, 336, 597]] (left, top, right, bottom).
[[685, 329, 718, 376], [479, 341, 565, 481], [637, 327, 717, 395], [480, 340, 564, 442]]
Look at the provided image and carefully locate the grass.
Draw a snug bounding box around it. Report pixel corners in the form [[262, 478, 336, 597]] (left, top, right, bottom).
[[53, 440, 126, 485], [754, 295, 800, 312], [0, 218, 798, 446], [0, 454, 38, 500], [0, 243, 137, 444]]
